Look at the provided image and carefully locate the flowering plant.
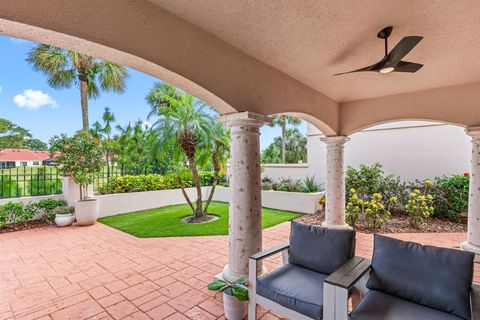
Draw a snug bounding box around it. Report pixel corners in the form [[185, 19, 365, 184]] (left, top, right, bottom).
[[346, 188, 363, 228], [405, 179, 434, 228]]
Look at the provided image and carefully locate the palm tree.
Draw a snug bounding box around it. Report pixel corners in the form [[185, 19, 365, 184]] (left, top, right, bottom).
[[269, 115, 301, 163], [102, 107, 116, 177], [26, 45, 128, 131], [147, 83, 214, 221]]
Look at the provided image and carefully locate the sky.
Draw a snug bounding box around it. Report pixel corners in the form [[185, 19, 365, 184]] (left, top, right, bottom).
[[0, 35, 307, 151]]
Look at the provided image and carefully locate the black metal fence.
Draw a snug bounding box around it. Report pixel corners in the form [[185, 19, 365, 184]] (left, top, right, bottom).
[[0, 166, 62, 199], [93, 166, 124, 191]]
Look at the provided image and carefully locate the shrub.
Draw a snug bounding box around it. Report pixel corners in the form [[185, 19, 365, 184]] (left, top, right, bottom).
[[429, 175, 469, 221], [364, 193, 392, 229], [261, 177, 274, 190], [0, 199, 68, 228], [276, 178, 304, 192], [346, 163, 407, 210], [53, 206, 74, 215], [346, 188, 363, 228], [302, 175, 322, 193], [405, 180, 434, 228], [36, 199, 68, 222], [99, 171, 226, 194]]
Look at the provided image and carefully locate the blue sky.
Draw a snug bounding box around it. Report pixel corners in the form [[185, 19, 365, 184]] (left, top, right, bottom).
[[0, 35, 306, 150]]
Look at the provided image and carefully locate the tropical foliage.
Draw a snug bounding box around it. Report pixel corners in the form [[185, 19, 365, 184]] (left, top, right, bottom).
[[0, 199, 67, 228], [146, 83, 229, 221], [27, 45, 128, 131], [0, 118, 46, 150], [261, 128, 307, 164], [50, 131, 104, 200], [268, 115, 302, 163]]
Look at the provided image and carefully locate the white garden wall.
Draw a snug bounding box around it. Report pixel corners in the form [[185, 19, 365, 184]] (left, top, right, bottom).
[[0, 194, 64, 206], [94, 186, 323, 218]]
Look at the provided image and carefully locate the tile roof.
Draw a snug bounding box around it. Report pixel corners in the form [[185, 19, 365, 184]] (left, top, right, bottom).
[[0, 148, 51, 161]]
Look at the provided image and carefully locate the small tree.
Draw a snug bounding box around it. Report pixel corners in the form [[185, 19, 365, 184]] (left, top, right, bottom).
[[50, 131, 104, 200]]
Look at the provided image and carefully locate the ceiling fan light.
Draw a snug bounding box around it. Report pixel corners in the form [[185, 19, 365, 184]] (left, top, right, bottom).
[[379, 67, 395, 74]]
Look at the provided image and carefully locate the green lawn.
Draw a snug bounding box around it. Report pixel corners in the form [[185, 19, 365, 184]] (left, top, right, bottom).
[[98, 201, 301, 238]]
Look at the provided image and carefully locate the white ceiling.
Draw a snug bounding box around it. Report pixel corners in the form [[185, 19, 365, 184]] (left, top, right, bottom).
[[148, 0, 480, 102]]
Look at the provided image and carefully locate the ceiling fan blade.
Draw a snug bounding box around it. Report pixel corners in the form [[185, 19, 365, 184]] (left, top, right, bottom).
[[333, 64, 377, 76], [394, 61, 423, 73], [385, 36, 423, 66]]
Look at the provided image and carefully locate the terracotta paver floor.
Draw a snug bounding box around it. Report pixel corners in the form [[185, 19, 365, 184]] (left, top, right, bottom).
[[0, 222, 478, 319]]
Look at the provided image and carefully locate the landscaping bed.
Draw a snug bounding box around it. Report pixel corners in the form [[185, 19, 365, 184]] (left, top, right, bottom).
[[0, 219, 53, 234], [296, 213, 467, 234]]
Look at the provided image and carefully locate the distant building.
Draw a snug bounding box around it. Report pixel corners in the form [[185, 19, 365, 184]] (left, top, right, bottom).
[[0, 149, 52, 169]]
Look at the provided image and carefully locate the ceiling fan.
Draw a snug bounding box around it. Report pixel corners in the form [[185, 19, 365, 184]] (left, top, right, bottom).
[[334, 26, 423, 75]]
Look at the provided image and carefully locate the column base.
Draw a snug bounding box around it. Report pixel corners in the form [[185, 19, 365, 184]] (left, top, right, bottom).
[[460, 241, 480, 257], [322, 221, 351, 229], [219, 264, 268, 284]]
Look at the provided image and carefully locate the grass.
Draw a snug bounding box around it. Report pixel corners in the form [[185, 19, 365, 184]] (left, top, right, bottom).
[[98, 201, 301, 238]]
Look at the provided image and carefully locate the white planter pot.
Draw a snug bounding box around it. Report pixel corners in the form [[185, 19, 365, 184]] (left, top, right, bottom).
[[75, 199, 99, 226], [223, 292, 247, 320], [55, 213, 75, 227]]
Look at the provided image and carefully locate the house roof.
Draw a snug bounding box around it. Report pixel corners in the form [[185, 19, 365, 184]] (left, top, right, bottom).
[[0, 149, 51, 162]]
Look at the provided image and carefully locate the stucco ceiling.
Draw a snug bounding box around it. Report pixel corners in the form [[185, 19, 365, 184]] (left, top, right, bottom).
[[148, 0, 480, 103]]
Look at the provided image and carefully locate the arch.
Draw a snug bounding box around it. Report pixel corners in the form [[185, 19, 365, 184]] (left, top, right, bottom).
[[347, 118, 466, 136], [0, 0, 339, 133], [339, 81, 480, 136]]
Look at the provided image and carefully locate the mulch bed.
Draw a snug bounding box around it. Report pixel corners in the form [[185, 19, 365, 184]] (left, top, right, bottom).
[[295, 212, 467, 234], [0, 219, 53, 234]]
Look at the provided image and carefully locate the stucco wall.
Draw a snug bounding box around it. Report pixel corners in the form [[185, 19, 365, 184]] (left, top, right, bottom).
[[307, 121, 470, 182], [95, 186, 322, 218]]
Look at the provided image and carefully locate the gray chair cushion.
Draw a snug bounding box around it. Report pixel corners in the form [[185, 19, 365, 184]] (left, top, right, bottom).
[[350, 290, 463, 320], [366, 235, 474, 320], [288, 221, 355, 274], [257, 263, 327, 320]]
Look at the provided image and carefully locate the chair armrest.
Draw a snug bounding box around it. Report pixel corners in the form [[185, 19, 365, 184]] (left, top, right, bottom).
[[472, 283, 480, 320], [249, 242, 289, 261], [324, 257, 371, 289]]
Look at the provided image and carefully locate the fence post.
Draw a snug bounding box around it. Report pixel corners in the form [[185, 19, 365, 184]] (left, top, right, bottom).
[[62, 177, 94, 206]]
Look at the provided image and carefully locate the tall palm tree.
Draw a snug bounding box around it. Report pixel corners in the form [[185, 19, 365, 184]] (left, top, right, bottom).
[[102, 107, 116, 177], [147, 83, 214, 221], [27, 45, 128, 131], [269, 115, 301, 163]]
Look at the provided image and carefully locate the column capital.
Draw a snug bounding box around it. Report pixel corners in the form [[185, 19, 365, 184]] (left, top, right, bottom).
[[466, 126, 480, 138], [218, 111, 271, 128], [320, 135, 350, 145]]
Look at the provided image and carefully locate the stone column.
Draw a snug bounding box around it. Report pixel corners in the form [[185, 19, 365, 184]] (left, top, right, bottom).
[[461, 127, 480, 254], [218, 112, 271, 282], [320, 136, 350, 229]]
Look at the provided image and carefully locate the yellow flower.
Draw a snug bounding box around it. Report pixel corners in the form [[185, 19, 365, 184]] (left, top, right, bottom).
[[420, 196, 425, 201], [350, 188, 356, 193]]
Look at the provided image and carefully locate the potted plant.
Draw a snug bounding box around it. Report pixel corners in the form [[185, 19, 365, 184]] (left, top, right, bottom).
[[208, 278, 249, 320], [54, 206, 75, 227], [50, 131, 104, 226]]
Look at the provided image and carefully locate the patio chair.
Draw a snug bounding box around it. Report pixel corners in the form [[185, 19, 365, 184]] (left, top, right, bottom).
[[248, 221, 356, 320], [325, 234, 480, 320]]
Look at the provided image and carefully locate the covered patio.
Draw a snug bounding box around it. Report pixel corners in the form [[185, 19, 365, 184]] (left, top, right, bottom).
[[1, 0, 480, 319], [0, 222, 478, 320]]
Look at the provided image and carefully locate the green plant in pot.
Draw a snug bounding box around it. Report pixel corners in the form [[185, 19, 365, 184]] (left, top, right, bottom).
[[50, 131, 104, 226], [53, 206, 75, 227], [208, 278, 249, 320]]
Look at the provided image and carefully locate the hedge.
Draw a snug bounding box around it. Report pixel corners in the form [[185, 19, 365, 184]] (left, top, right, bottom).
[[98, 171, 227, 194]]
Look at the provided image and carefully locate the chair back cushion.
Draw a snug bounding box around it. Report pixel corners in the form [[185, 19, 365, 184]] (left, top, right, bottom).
[[367, 235, 474, 320], [288, 221, 355, 275]]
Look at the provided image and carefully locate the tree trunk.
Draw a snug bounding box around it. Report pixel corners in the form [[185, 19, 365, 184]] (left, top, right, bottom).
[[178, 177, 195, 212], [281, 121, 286, 163], [78, 74, 89, 131], [187, 155, 204, 220], [203, 168, 219, 215], [105, 151, 110, 179]]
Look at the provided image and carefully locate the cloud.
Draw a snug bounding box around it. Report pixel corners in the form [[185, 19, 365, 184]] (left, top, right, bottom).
[[13, 89, 59, 110]]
